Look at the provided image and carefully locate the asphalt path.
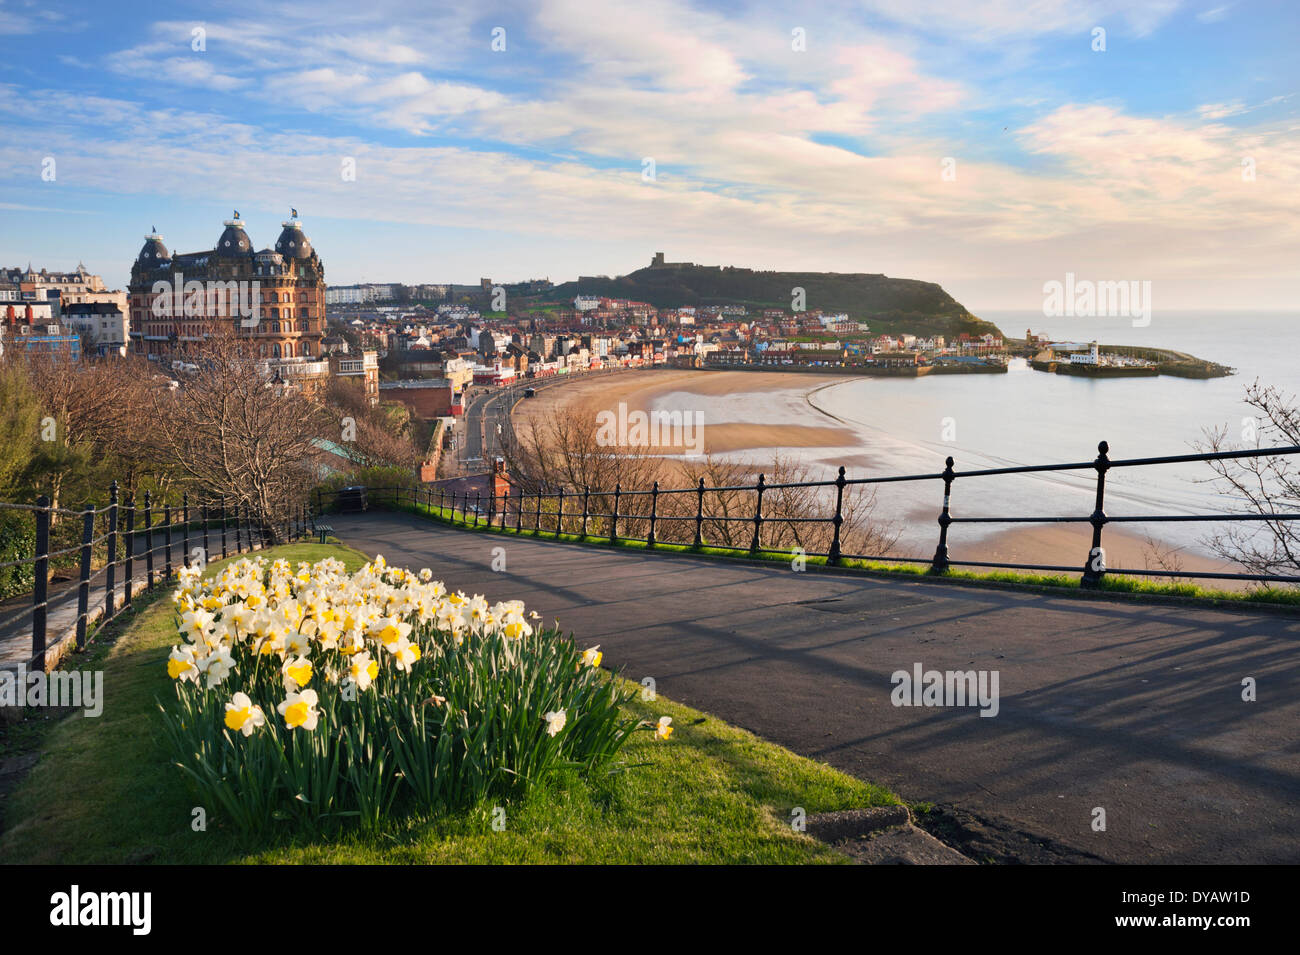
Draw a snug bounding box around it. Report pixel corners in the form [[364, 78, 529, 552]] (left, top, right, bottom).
[[333, 510, 1300, 864]]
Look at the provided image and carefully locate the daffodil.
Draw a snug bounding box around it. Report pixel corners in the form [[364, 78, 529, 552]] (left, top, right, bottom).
[[654, 716, 673, 740], [389, 637, 421, 672], [224, 692, 265, 736], [543, 709, 567, 737], [282, 655, 314, 691], [201, 646, 235, 688], [167, 645, 199, 682], [278, 689, 320, 731], [580, 646, 602, 668], [347, 652, 379, 691]]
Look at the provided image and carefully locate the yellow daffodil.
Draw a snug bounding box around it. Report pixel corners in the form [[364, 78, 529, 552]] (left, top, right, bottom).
[[654, 716, 673, 740], [282, 655, 314, 691], [223, 692, 265, 736], [278, 689, 320, 731], [166, 645, 199, 682]]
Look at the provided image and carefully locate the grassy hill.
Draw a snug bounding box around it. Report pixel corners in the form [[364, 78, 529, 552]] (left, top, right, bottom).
[[538, 262, 1002, 338]]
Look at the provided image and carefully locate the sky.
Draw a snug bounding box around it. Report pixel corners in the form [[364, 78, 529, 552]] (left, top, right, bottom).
[[0, 0, 1297, 313]]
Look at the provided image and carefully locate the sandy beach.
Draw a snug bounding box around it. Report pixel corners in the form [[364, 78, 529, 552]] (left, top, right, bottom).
[[513, 368, 1250, 585], [514, 369, 859, 454]]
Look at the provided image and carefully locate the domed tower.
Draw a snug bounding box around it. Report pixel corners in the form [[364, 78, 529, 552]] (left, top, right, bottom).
[[136, 229, 170, 266], [216, 211, 253, 256], [275, 212, 313, 259]]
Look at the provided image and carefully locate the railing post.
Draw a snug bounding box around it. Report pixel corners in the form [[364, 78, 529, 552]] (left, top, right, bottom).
[[181, 494, 190, 568], [693, 477, 705, 549], [439, 488, 446, 518], [515, 488, 524, 533], [829, 466, 847, 566], [610, 483, 621, 543], [487, 484, 496, 528], [647, 481, 658, 548], [474, 492, 482, 528], [749, 473, 765, 554], [534, 489, 543, 534], [931, 457, 955, 573], [219, 495, 228, 560], [1081, 441, 1110, 588], [123, 492, 136, 607], [164, 501, 174, 579], [581, 486, 590, 538], [31, 495, 51, 667], [76, 503, 94, 650], [201, 502, 210, 566], [105, 481, 119, 621], [143, 490, 155, 588]]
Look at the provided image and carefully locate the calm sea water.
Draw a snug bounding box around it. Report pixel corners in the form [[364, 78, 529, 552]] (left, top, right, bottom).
[[649, 311, 1297, 558], [805, 311, 1299, 555]]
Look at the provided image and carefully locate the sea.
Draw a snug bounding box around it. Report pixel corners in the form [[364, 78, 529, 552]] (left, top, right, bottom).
[[651, 311, 1299, 559]]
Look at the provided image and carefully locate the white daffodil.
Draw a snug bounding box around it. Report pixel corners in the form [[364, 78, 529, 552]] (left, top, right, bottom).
[[542, 709, 567, 737], [201, 645, 235, 688]]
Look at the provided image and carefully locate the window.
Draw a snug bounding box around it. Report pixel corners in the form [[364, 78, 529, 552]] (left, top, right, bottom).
[[273, 343, 281, 358]]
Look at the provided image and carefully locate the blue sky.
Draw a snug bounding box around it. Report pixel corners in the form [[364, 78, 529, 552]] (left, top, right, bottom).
[[1, 0, 1296, 312]]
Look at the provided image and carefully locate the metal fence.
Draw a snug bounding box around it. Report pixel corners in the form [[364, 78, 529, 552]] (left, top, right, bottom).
[[315, 441, 1300, 588], [0, 483, 312, 673]]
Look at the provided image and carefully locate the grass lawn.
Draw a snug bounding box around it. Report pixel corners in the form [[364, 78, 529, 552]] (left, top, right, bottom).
[[388, 500, 1300, 609], [0, 542, 897, 864]]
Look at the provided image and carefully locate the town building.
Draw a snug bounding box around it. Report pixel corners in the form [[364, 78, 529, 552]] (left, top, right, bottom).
[[61, 301, 128, 356], [128, 211, 326, 367]]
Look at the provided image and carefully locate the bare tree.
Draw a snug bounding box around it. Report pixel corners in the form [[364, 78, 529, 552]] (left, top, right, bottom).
[[502, 397, 897, 553], [323, 378, 420, 471], [148, 332, 328, 541], [1197, 379, 1300, 580]]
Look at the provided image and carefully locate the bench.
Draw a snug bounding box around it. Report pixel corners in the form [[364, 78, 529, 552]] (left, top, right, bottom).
[[314, 523, 333, 543]]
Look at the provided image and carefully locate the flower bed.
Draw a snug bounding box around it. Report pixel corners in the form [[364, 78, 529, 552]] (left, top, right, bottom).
[[160, 555, 660, 835]]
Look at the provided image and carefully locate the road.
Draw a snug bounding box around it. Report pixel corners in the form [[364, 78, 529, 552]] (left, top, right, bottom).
[[332, 510, 1300, 864], [457, 370, 624, 472]]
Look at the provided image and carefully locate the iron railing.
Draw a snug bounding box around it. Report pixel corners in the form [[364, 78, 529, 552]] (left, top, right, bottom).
[[314, 441, 1300, 588], [0, 485, 313, 674]]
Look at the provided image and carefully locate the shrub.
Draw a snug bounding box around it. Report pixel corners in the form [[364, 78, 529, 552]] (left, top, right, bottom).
[[0, 510, 35, 601]]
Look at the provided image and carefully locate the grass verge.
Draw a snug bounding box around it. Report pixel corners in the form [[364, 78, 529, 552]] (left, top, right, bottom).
[[0, 542, 897, 864], [379, 501, 1300, 610]]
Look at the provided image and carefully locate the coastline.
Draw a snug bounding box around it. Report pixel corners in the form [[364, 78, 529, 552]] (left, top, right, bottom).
[[513, 368, 1250, 586]]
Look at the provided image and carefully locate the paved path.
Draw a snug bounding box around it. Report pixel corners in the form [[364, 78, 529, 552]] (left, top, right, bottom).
[[334, 512, 1300, 864], [0, 529, 260, 672]]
